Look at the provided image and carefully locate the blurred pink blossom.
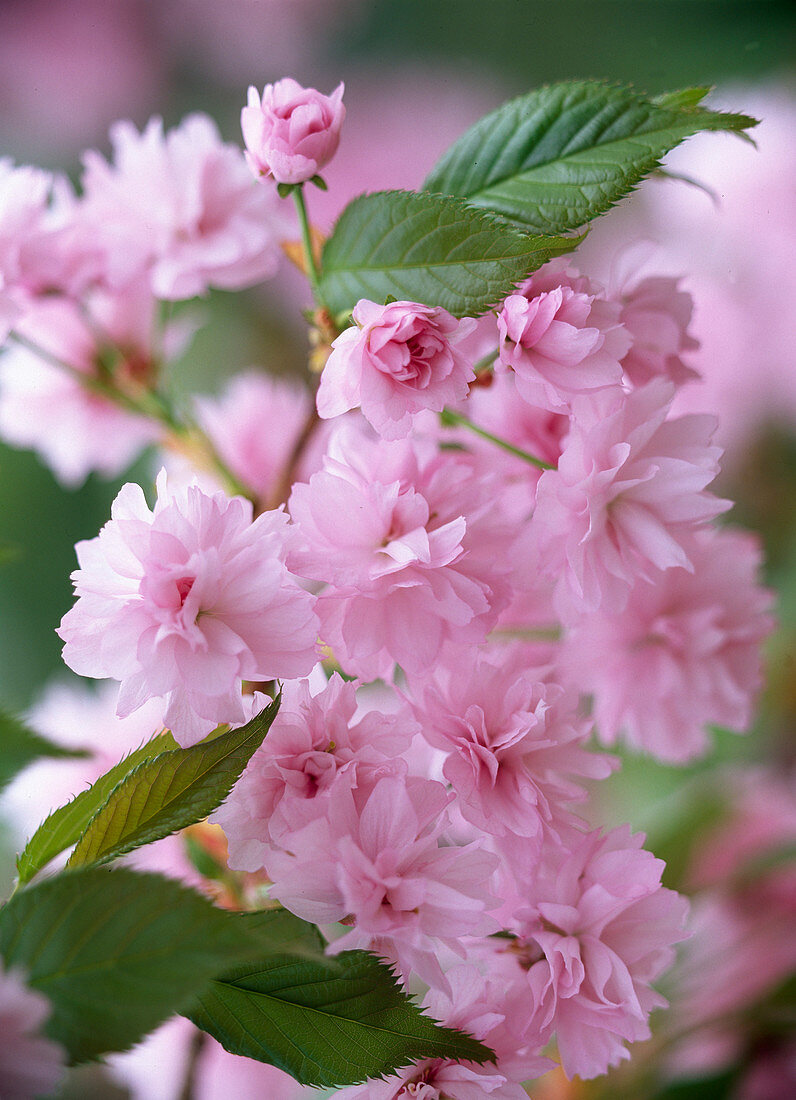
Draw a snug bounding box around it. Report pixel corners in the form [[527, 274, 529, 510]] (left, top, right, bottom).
[[108, 1014, 313, 1100], [195, 371, 324, 501], [0, 963, 66, 1100], [562, 528, 775, 762], [81, 114, 285, 299], [0, 288, 163, 486], [617, 275, 700, 388]]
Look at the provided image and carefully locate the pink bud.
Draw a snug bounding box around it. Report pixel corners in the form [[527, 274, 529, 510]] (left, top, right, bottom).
[[242, 78, 345, 185]]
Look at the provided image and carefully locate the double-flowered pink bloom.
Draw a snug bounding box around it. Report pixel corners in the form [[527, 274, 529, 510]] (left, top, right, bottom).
[[411, 650, 612, 855], [509, 826, 689, 1079], [288, 425, 514, 680], [563, 528, 775, 762], [242, 78, 345, 185], [529, 379, 729, 620], [497, 269, 630, 413], [618, 275, 700, 388], [58, 472, 319, 745], [81, 114, 285, 299], [265, 772, 499, 988], [0, 159, 99, 340], [316, 299, 476, 438], [0, 159, 51, 341], [218, 673, 416, 868]]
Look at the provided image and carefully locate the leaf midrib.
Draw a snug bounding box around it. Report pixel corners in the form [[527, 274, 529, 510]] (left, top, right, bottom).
[[203, 974, 475, 1053], [463, 111, 731, 204]]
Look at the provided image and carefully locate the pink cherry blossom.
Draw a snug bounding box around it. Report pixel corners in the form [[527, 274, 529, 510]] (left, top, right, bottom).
[[217, 673, 416, 870], [195, 371, 327, 501], [497, 279, 629, 413], [687, 768, 796, 896], [0, 288, 163, 486], [562, 528, 775, 762], [411, 649, 611, 853], [454, 371, 569, 521], [0, 964, 66, 1100], [334, 1059, 522, 1099], [510, 825, 689, 1079], [0, 159, 45, 337], [0, 158, 51, 285], [617, 275, 700, 387], [659, 769, 796, 1080], [242, 78, 345, 184], [317, 299, 476, 438], [288, 424, 514, 680], [665, 893, 796, 1080], [81, 114, 285, 298], [0, 160, 99, 338], [265, 773, 499, 988], [58, 471, 319, 746], [529, 379, 729, 620]]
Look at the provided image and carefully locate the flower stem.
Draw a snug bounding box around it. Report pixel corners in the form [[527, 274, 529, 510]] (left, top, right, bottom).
[[473, 346, 499, 374], [8, 329, 253, 501], [293, 185, 326, 309], [265, 403, 320, 512], [440, 407, 554, 470]]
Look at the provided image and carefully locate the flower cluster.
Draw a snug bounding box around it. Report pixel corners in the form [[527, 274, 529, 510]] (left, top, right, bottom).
[[0, 76, 777, 1097], [0, 111, 286, 486]]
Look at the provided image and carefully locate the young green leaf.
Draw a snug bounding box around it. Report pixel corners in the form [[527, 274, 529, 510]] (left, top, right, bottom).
[[319, 189, 573, 317], [67, 695, 281, 869], [423, 81, 758, 234], [0, 866, 262, 1062], [652, 86, 712, 111], [0, 706, 89, 793], [188, 914, 494, 1088], [15, 730, 176, 886]]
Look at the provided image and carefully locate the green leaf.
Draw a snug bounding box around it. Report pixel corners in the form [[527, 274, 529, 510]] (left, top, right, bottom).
[[652, 86, 711, 111], [233, 907, 326, 957], [0, 866, 262, 1062], [67, 695, 281, 869], [16, 730, 176, 885], [319, 189, 571, 317], [0, 706, 89, 793], [188, 911, 494, 1088], [423, 81, 758, 234]]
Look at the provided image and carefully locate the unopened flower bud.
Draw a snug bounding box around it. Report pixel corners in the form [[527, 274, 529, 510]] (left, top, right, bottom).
[[242, 78, 345, 186]]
